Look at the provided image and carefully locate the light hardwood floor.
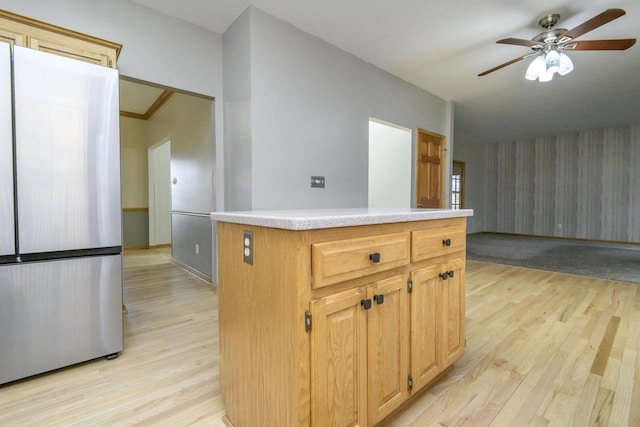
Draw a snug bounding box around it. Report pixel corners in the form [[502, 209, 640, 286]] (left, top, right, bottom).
[[1, 250, 638, 426]]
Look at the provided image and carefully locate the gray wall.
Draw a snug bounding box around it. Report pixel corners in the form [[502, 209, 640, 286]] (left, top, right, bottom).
[[452, 142, 485, 233], [122, 210, 149, 248], [171, 214, 213, 279], [222, 10, 252, 211], [223, 7, 450, 211], [482, 124, 640, 242]]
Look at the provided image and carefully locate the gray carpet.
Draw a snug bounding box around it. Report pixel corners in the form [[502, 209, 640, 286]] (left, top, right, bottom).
[[466, 233, 640, 284]]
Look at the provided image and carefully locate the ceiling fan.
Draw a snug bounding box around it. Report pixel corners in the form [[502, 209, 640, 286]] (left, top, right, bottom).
[[478, 8, 636, 82]]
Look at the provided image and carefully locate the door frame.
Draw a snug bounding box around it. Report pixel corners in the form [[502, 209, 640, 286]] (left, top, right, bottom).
[[452, 160, 465, 209], [148, 137, 171, 247]]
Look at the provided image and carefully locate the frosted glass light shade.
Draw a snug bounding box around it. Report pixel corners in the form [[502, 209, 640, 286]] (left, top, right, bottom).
[[545, 49, 560, 74], [525, 55, 546, 80], [539, 69, 554, 82], [558, 52, 574, 76]]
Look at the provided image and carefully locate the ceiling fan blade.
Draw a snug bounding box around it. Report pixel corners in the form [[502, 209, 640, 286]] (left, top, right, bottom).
[[558, 8, 626, 41], [563, 39, 636, 51], [497, 38, 542, 48], [478, 54, 533, 77]]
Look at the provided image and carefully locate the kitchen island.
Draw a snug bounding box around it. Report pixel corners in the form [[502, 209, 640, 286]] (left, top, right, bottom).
[[211, 208, 473, 427]]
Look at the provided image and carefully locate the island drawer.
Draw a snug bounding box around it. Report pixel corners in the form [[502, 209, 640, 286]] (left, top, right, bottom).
[[311, 232, 410, 289], [411, 225, 466, 262]]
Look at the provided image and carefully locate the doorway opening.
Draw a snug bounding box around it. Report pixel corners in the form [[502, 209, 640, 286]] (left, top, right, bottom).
[[148, 139, 171, 247], [368, 119, 412, 208], [452, 160, 465, 209]]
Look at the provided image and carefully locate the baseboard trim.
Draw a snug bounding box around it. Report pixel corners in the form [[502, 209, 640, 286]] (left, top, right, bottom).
[[124, 244, 172, 251], [477, 231, 640, 247], [171, 257, 215, 290], [124, 245, 150, 251]]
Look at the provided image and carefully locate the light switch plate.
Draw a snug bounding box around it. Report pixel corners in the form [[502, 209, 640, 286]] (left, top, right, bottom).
[[311, 176, 325, 188]]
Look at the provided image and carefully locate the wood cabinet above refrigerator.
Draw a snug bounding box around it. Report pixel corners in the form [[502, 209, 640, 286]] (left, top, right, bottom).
[[0, 9, 121, 68]]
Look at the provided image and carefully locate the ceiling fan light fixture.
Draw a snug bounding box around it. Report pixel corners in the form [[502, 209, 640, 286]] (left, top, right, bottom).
[[524, 49, 573, 82], [525, 55, 546, 80], [480, 9, 635, 80], [558, 52, 574, 76]]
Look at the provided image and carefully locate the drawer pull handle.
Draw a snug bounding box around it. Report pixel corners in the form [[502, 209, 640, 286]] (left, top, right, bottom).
[[373, 294, 384, 305], [439, 271, 455, 280], [369, 252, 381, 263], [442, 239, 452, 247], [361, 299, 372, 310]]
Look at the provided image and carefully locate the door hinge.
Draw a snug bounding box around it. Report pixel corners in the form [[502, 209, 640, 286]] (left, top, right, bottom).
[[408, 374, 413, 391], [407, 279, 413, 293], [305, 310, 312, 332]]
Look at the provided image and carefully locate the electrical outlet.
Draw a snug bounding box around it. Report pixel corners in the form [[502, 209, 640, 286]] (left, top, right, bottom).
[[243, 231, 253, 265], [195, 244, 199, 254], [311, 176, 325, 188]]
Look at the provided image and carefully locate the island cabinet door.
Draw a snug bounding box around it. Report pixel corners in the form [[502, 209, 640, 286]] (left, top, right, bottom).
[[442, 257, 466, 366], [409, 264, 444, 393], [366, 274, 410, 425], [310, 287, 368, 427]]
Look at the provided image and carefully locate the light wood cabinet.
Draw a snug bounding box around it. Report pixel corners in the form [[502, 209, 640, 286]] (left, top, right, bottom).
[[216, 216, 467, 427], [409, 256, 465, 393], [310, 287, 368, 427], [311, 232, 410, 289], [365, 274, 410, 424], [310, 274, 410, 426], [0, 9, 120, 68]]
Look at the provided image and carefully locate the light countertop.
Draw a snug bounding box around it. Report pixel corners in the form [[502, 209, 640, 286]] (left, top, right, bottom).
[[210, 208, 473, 231]]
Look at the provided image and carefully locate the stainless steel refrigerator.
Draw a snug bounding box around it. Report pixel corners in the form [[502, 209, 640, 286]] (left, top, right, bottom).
[[0, 41, 123, 384]]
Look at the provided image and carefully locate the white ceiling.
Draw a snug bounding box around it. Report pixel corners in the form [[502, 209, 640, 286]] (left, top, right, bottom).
[[129, 0, 640, 144]]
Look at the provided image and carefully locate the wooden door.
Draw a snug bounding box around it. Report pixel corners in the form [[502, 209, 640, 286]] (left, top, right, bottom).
[[442, 257, 465, 366], [409, 264, 443, 392], [416, 128, 445, 208], [311, 287, 368, 427], [367, 275, 409, 424]]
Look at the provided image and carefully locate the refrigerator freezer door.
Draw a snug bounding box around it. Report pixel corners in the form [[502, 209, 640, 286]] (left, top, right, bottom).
[[0, 254, 123, 384], [0, 42, 15, 257], [13, 46, 121, 254]]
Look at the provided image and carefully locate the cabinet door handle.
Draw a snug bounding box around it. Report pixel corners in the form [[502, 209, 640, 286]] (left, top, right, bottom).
[[373, 294, 384, 305], [361, 299, 372, 310], [439, 272, 449, 280], [369, 252, 381, 263], [448, 270, 455, 278], [442, 239, 451, 247]]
